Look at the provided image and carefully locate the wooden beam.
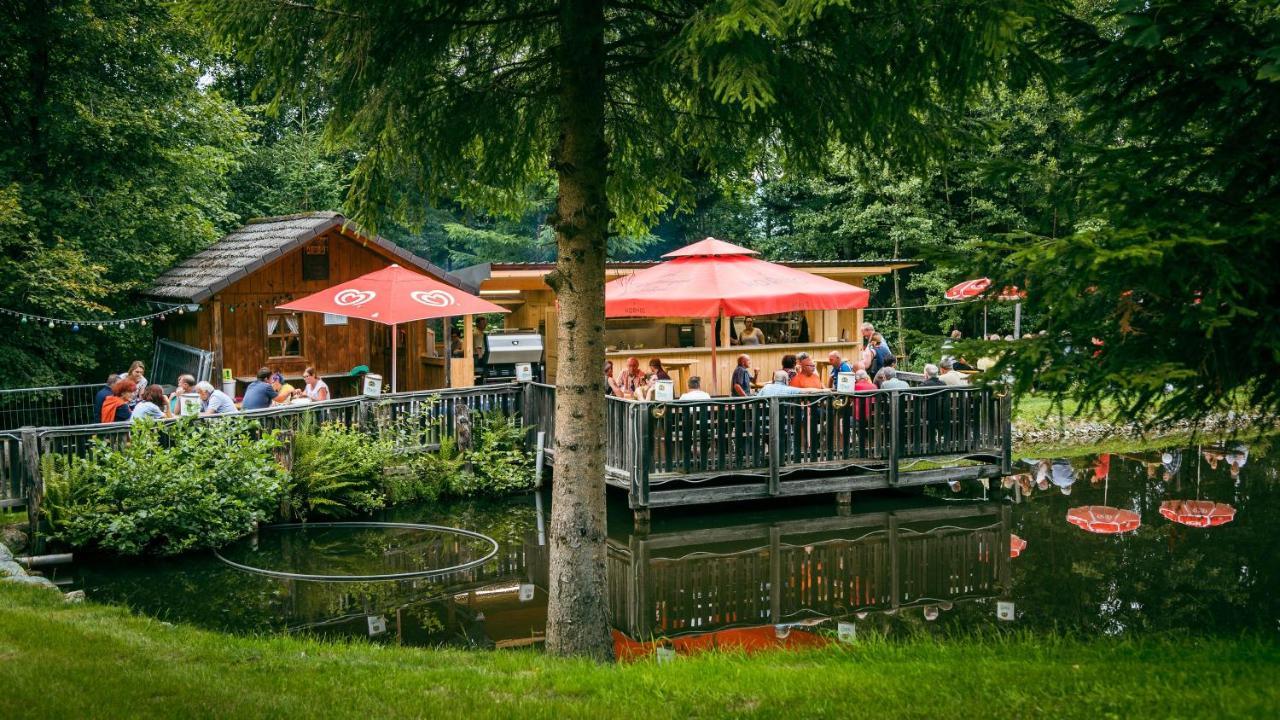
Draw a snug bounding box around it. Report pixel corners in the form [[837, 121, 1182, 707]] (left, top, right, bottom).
[[210, 296, 224, 382]]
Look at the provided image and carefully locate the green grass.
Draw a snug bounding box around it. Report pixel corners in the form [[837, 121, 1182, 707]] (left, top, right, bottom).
[[0, 508, 24, 525], [1012, 394, 1117, 427], [0, 584, 1275, 719]]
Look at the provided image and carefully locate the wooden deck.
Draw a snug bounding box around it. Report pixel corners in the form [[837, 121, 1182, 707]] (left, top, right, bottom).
[[525, 382, 1013, 519]]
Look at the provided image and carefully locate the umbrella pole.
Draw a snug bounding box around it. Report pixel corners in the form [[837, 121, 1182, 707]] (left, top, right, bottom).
[[983, 304, 988, 337], [711, 315, 719, 395], [391, 322, 398, 393], [1013, 302, 1022, 338]]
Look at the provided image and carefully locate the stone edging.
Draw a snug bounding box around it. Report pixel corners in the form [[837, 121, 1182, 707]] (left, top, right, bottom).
[[1014, 411, 1260, 448], [0, 535, 60, 591]]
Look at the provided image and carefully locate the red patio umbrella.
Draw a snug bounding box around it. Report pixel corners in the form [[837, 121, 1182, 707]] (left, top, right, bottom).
[[1159, 500, 1235, 528], [277, 264, 507, 392], [1066, 506, 1142, 534], [945, 277, 1026, 336], [945, 278, 992, 300], [605, 237, 869, 390]]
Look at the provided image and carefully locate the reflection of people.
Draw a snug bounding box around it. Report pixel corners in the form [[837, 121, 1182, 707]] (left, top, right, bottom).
[[1091, 453, 1110, 486], [1226, 444, 1249, 479], [1161, 450, 1182, 481], [1050, 459, 1076, 495]]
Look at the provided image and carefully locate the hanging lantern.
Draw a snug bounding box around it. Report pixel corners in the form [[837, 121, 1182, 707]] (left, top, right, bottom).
[[97, 324, 104, 331], [140, 319, 147, 327], [71, 323, 80, 333], [177, 307, 184, 315], [20, 316, 28, 324], [47, 320, 55, 329]]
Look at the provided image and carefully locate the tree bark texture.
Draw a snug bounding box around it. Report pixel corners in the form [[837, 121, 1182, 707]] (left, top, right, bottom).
[[544, 0, 614, 661]]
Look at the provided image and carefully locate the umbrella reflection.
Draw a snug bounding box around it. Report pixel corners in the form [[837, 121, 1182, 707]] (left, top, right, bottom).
[[1159, 500, 1236, 528], [1010, 533, 1027, 558], [1066, 505, 1141, 534]]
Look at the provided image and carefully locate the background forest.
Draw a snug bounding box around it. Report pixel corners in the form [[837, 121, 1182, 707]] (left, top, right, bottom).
[[2, 1, 1275, 429]]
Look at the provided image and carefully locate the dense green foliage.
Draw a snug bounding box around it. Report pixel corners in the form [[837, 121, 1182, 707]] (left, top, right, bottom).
[[0, 0, 250, 386], [41, 419, 286, 555], [1, 582, 1277, 719], [286, 420, 394, 520]]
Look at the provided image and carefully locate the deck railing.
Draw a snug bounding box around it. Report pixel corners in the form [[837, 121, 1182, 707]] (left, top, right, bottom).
[[0, 383, 525, 515], [569, 386, 1011, 510]]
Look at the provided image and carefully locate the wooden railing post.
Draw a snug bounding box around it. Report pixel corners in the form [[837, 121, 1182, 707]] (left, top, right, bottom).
[[767, 397, 781, 496], [769, 525, 782, 623], [20, 428, 41, 531], [634, 403, 652, 510], [1000, 391, 1013, 474], [888, 391, 901, 486]]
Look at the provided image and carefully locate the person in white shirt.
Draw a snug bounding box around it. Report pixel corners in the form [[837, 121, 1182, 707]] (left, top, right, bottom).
[[878, 367, 910, 390], [939, 357, 969, 386], [737, 317, 765, 345], [758, 370, 812, 397], [678, 376, 712, 400]]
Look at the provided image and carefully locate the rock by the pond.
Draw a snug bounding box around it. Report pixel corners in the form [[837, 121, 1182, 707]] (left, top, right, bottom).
[[0, 542, 11, 562], [0, 559, 25, 577], [64, 589, 86, 603], [3, 573, 57, 589], [1, 525, 29, 555]]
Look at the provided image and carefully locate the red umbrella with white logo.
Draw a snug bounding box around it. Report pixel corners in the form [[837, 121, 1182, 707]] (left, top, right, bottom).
[[277, 264, 508, 392], [945, 278, 1027, 336]]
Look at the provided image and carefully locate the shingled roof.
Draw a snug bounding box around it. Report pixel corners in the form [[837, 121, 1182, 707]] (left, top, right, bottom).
[[145, 212, 469, 303]]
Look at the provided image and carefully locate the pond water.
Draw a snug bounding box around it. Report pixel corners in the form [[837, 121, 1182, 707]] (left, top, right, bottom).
[[48, 438, 1279, 653]]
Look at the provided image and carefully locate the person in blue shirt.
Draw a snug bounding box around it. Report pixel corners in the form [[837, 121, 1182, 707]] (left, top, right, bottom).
[[731, 354, 755, 397], [196, 381, 239, 416], [826, 351, 853, 390], [868, 333, 895, 376], [758, 370, 819, 397], [240, 367, 276, 411], [93, 373, 119, 421]]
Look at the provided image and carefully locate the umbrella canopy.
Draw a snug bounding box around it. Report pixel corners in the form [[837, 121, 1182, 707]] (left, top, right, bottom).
[[277, 264, 507, 392], [1066, 506, 1142, 534], [604, 237, 869, 318], [1010, 533, 1027, 559], [277, 264, 507, 324], [945, 277, 992, 300], [1159, 500, 1236, 528]]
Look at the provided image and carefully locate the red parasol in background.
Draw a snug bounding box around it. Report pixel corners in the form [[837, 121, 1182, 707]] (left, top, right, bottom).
[[605, 238, 868, 390], [1159, 500, 1236, 528], [277, 264, 507, 391]]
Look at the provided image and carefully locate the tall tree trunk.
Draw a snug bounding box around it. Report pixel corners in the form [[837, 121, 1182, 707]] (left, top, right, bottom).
[[543, 0, 613, 661]]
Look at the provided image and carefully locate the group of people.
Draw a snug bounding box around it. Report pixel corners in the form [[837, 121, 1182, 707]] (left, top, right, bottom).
[[93, 363, 332, 424], [603, 322, 973, 402]]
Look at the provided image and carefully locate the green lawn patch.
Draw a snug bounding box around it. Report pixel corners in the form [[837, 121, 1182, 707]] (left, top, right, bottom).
[[0, 584, 1275, 719]]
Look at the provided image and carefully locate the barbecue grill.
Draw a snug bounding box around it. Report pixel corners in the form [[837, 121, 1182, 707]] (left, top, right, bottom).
[[481, 332, 544, 384]]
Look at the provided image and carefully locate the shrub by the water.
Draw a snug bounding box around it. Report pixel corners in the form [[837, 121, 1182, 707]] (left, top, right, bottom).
[[42, 418, 285, 556], [449, 411, 535, 497], [287, 420, 394, 520]]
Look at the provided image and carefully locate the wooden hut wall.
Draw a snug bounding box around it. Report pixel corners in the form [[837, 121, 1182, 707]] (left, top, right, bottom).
[[195, 228, 432, 389]]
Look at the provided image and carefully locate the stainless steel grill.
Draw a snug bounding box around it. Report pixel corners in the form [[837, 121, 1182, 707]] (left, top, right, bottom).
[[482, 332, 544, 383]]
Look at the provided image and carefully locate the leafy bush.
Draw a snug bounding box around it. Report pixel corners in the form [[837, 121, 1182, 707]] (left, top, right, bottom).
[[392, 436, 464, 505], [287, 419, 394, 520], [450, 411, 535, 497], [42, 418, 285, 556]]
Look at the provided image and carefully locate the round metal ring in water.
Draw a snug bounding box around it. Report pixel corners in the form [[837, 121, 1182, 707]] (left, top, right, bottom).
[[213, 521, 499, 583]]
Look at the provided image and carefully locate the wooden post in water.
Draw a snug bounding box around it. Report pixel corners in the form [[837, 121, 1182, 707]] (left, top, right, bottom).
[[888, 513, 900, 612], [20, 428, 40, 532], [888, 392, 901, 487], [769, 525, 782, 624], [767, 397, 781, 496]]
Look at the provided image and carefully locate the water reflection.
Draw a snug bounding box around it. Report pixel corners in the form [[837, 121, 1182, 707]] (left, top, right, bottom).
[[50, 437, 1279, 652]]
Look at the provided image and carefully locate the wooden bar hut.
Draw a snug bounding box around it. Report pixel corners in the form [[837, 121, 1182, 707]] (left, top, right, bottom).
[[459, 259, 916, 395], [144, 212, 472, 394]]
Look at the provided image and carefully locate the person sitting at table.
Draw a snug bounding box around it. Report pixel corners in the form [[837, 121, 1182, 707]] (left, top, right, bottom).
[[678, 376, 711, 400], [759, 370, 809, 397], [939, 358, 968, 386], [647, 358, 671, 382], [921, 364, 945, 386], [790, 356, 825, 389], [736, 317, 765, 345], [167, 374, 196, 413], [878, 367, 910, 390], [131, 384, 172, 422], [240, 367, 276, 411], [100, 379, 136, 423], [732, 354, 755, 396], [269, 371, 295, 405], [603, 360, 621, 396], [120, 360, 149, 397], [827, 351, 852, 390], [780, 354, 798, 382], [94, 373, 120, 420], [196, 381, 238, 415], [295, 366, 331, 402], [618, 357, 648, 399]]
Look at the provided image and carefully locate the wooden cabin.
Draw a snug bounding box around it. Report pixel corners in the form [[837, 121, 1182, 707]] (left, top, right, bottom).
[[459, 259, 916, 395], [145, 212, 471, 394]]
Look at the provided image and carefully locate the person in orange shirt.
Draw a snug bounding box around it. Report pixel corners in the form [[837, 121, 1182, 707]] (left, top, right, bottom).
[[790, 356, 825, 389]]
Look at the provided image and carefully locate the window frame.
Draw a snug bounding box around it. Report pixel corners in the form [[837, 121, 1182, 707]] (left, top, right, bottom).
[[266, 311, 305, 360]]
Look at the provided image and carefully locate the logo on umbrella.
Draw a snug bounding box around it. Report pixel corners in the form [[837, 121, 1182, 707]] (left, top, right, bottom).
[[410, 290, 455, 307], [334, 289, 377, 307]]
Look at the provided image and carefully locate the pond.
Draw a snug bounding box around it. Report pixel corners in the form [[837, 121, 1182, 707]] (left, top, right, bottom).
[[47, 437, 1279, 653]]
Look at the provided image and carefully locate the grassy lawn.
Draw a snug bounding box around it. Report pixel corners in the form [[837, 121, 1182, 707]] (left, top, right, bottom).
[[0, 584, 1275, 719], [1012, 394, 1117, 427], [0, 509, 24, 526]]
